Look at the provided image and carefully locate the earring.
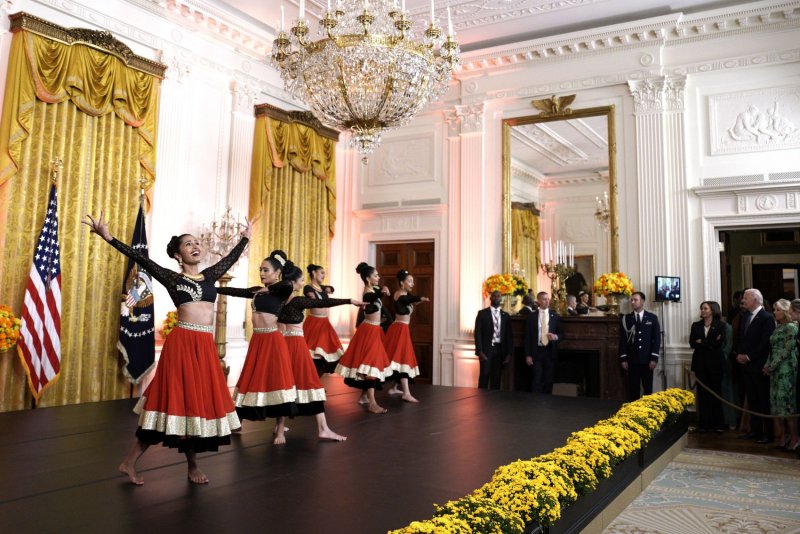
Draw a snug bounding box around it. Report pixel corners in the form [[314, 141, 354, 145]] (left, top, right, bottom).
[[178, 257, 183, 267]]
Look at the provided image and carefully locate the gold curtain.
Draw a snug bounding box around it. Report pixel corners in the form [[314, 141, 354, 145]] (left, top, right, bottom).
[[248, 113, 337, 286], [512, 208, 540, 292], [0, 27, 162, 411]]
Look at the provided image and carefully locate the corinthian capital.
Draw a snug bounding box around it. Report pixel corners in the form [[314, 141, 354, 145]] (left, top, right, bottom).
[[454, 102, 486, 134], [628, 75, 686, 113]]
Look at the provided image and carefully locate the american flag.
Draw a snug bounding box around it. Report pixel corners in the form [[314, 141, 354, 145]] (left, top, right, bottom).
[[18, 183, 62, 402]]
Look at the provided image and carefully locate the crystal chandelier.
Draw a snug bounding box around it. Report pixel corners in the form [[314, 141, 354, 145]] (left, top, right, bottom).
[[272, 0, 460, 163]]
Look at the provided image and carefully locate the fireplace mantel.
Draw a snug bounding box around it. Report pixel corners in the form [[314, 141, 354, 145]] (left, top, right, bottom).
[[506, 315, 625, 401]]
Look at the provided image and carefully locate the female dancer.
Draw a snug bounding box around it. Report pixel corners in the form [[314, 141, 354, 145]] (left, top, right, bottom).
[[385, 269, 429, 403], [303, 264, 345, 375], [217, 250, 297, 445], [335, 262, 392, 414], [83, 211, 251, 485], [279, 264, 363, 441]]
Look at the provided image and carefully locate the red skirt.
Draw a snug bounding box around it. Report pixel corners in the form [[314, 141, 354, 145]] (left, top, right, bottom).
[[303, 315, 344, 363], [233, 330, 297, 419], [384, 322, 420, 378], [284, 333, 326, 415], [134, 325, 239, 453], [335, 322, 392, 384]]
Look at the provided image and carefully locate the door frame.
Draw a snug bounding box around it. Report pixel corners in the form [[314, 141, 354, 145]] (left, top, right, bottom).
[[358, 230, 443, 385]]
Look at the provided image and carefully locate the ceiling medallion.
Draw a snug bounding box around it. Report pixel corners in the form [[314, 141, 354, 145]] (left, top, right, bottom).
[[272, 0, 460, 163]]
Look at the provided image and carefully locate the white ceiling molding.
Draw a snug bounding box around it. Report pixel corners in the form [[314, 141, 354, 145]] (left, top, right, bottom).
[[458, 3, 800, 75]]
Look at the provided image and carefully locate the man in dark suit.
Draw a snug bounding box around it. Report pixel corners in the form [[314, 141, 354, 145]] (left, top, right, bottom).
[[619, 291, 661, 400], [524, 292, 564, 394], [735, 288, 775, 443], [474, 290, 514, 389], [517, 294, 536, 315]]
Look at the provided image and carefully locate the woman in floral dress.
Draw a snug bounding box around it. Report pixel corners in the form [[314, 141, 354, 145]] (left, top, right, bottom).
[[762, 299, 798, 450]]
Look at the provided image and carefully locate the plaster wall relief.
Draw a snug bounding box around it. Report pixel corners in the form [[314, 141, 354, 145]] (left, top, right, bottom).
[[734, 189, 800, 214], [230, 79, 259, 114], [709, 85, 800, 154], [367, 134, 436, 187], [156, 48, 192, 83], [454, 103, 486, 134]]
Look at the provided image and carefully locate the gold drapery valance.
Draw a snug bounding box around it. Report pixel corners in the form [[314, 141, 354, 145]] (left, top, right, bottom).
[[248, 107, 337, 301], [0, 15, 162, 203], [0, 16, 164, 411]]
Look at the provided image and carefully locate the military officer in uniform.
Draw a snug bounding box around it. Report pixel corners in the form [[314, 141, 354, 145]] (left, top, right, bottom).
[[619, 291, 661, 400]]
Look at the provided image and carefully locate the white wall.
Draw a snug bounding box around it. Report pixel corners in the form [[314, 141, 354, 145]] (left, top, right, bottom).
[[336, 1, 800, 390]]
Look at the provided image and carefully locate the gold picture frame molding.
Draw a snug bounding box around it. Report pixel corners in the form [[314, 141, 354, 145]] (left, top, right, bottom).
[[502, 96, 619, 275]]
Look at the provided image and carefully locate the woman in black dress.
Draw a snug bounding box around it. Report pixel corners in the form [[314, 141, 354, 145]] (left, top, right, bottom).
[[689, 301, 727, 432]]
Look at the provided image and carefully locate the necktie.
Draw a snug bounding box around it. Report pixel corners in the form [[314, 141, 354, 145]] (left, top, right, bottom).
[[635, 313, 642, 330], [492, 308, 500, 342], [540, 311, 549, 346], [742, 311, 753, 333]]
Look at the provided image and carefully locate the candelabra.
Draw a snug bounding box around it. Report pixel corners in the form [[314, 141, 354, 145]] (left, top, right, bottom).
[[539, 238, 575, 313], [541, 261, 575, 314], [200, 207, 247, 375], [595, 191, 610, 231]]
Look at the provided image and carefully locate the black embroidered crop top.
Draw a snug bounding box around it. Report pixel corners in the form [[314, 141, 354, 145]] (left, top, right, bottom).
[[394, 293, 422, 316], [302, 284, 335, 300], [363, 286, 383, 315], [108, 237, 249, 307], [217, 280, 293, 315], [278, 296, 351, 325]]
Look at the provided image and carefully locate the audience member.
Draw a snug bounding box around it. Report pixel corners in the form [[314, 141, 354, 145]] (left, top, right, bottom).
[[689, 301, 727, 432], [763, 299, 798, 450], [735, 288, 776, 444]]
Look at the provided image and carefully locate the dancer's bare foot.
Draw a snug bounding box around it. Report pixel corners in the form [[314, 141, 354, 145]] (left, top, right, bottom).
[[273, 433, 286, 445], [118, 461, 144, 485], [368, 403, 388, 414], [387, 386, 402, 395], [187, 466, 209, 485], [401, 394, 419, 403], [357, 395, 369, 405], [318, 428, 347, 442]]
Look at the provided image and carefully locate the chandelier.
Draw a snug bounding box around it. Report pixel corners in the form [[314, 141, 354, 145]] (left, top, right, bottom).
[[272, 0, 460, 163]]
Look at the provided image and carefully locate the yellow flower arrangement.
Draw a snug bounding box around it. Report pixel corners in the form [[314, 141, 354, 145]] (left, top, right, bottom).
[[482, 274, 528, 298], [593, 272, 634, 297], [389, 388, 694, 533], [0, 305, 23, 351], [159, 310, 178, 337]]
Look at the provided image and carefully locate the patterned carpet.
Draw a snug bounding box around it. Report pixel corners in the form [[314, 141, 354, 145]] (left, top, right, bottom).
[[604, 448, 800, 534]]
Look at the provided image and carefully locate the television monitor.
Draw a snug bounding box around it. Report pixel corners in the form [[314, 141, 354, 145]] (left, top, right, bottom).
[[655, 276, 681, 303]]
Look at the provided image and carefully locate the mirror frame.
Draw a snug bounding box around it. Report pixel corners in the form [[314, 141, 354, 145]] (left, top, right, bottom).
[[502, 98, 619, 278]]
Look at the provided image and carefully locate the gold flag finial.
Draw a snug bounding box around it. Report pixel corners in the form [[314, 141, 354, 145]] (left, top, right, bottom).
[[50, 158, 63, 184]]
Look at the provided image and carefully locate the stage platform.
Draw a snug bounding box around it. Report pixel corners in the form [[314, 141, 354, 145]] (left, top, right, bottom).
[[0, 378, 623, 533]]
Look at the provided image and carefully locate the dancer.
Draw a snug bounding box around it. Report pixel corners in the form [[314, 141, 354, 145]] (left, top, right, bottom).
[[217, 250, 297, 444], [279, 264, 363, 441], [83, 211, 251, 485], [303, 264, 345, 375], [385, 269, 429, 403], [335, 262, 393, 414]]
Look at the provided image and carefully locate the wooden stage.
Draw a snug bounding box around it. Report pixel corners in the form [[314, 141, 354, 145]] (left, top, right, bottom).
[[0, 378, 622, 533]]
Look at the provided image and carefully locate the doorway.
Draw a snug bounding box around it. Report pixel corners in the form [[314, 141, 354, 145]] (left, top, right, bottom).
[[375, 241, 434, 383], [719, 228, 800, 311]]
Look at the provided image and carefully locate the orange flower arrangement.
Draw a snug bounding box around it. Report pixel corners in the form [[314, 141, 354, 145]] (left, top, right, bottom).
[[483, 274, 528, 298], [0, 305, 23, 351], [593, 272, 634, 297], [159, 310, 178, 337]]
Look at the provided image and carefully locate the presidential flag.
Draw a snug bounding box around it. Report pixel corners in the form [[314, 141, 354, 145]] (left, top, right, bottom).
[[117, 205, 155, 383], [18, 182, 62, 403]]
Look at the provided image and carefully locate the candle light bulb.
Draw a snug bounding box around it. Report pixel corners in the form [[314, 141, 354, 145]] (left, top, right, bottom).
[[447, 6, 453, 35]]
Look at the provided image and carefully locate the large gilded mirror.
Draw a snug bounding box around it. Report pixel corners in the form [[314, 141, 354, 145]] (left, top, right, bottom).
[[502, 96, 619, 300]]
